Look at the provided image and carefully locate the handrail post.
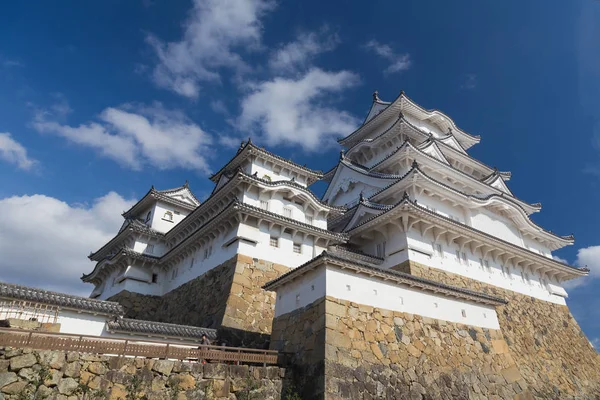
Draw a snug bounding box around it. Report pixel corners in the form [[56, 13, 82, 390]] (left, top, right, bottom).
[[263, 351, 267, 367], [122, 340, 128, 357], [164, 343, 170, 360], [27, 331, 33, 346], [76, 335, 83, 351]]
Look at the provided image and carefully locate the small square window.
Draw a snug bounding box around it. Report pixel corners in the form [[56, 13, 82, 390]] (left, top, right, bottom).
[[461, 309, 467, 318], [152, 273, 158, 283], [346, 285, 351, 291], [270, 236, 279, 247], [483, 313, 487, 319], [311, 285, 315, 291], [146, 244, 154, 254], [373, 289, 378, 296], [293, 243, 302, 254], [434, 302, 438, 308], [399, 296, 404, 305]]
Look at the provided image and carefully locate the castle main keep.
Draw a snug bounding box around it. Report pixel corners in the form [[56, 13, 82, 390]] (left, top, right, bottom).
[[3, 91, 598, 399]]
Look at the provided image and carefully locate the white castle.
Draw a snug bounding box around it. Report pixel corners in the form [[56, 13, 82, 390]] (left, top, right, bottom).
[[83, 90, 586, 330]]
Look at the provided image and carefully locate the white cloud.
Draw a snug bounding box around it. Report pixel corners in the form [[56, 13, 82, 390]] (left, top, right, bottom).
[[0, 192, 135, 296], [591, 337, 600, 349], [553, 255, 568, 264], [269, 29, 339, 73], [237, 68, 360, 151], [364, 40, 411, 74], [0, 132, 37, 170], [562, 245, 600, 289], [147, 0, 276, 98], [32, 102, 213, 173]]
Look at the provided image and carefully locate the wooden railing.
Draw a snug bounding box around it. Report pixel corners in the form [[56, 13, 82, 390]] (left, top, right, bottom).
[[0, 328, 279, 366]]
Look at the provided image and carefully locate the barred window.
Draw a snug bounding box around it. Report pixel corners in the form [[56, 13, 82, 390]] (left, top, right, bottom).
[[270, 236, 279, 247], [293, 243, 302, 254]]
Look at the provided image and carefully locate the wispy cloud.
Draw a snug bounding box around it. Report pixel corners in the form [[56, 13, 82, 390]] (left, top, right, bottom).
[[146, 0, 276, 98], [562, 245, 600, 289], [461, 73, 478, 90], [0, 192, 136, 295], [0, 132, 37, 170], [237, 68, 360, 151], [363, 40, 411, 75], [0, 55, 24, 68], [32, 101, 214, 173], [269, 28, 339, 73]]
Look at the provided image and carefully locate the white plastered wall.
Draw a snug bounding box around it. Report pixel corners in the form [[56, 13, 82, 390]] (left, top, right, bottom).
[[273, 265, 500, 329]]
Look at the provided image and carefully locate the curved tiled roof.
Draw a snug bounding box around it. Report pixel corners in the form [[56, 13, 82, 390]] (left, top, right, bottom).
[[366, 165, 569, 245], [346, 196, 584, 276], [83, 248, 160, 282], [210, 139, 323, 184], [0, 281, 123, 316], [339, 91, 480, 149], [107, 318, 217, 340], [90, 219, 164, 260], [263, 251, 507, 306]]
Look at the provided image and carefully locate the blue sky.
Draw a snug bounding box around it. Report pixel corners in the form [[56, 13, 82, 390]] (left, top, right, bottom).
[[1, 0, 599, 345]]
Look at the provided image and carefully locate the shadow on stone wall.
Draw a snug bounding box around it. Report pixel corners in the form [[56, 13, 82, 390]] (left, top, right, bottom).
[[109, 255, 289, 349]]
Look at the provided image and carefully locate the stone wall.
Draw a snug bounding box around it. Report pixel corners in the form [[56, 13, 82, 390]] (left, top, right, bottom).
[[322, 296, 527, 400], [109, 255, 289, 348], [399, 260, 600, 399], [270, 298, 326, 400], [0, 347, 285, 400]]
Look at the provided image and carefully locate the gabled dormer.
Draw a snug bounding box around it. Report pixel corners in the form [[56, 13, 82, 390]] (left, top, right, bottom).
[[122, 182, 200, 234], [209, 139, 323, 188]]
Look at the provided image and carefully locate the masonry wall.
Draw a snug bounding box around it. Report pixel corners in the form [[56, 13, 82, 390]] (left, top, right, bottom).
[[401, 260, 600, 399], [0, 347, 285, 400], [109, 255, 289, 348], [270, 298, 326, 400]]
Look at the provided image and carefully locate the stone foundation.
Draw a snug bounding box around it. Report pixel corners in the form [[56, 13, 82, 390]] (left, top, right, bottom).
[[109, 255, 289, 348], [397, 260, 600, 399], [273, 295, 531, 400], [0, 347, 285, 399], [270, 298, 326, 399]]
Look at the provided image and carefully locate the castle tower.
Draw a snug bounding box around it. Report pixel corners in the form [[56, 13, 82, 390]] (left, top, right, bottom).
[[265, 91, 599, 399], [83, 139, 346, 345]]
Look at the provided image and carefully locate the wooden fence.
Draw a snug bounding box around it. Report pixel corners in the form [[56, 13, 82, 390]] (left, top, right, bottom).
[[0, 328, 279, 366]]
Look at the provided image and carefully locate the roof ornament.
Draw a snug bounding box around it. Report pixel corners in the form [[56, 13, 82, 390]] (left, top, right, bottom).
[[252, 171, 258, 177], [247, 137, 252, 144], [447, 127, 453, 134], [411, 160, 419, 168], [183, 180, 189, 188], [150, 185, 155, 190], [340, 150, 345, 161], [402, 191, 410, 200], [359, 191, 365, 202], [400, 90, 405, 96], [291, 177, 296, 182], [373, 90, 380, 102], [398, 111, 404, 120]]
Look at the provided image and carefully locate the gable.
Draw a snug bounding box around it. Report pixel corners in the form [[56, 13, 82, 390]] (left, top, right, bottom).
[[419, 142, 450, 165], [488, 176, 513, 195], [439, 135, 466, 154], [164, 188, 200, 206]]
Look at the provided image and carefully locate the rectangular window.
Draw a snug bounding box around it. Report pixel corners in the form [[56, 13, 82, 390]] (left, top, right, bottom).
[[479, 258, 485, 270], [461, 309, 467, 318], [152, 274, 158, 283], [293, 243, 302, 254], [190, 257, 195, 269], [259, 200, 269, 211], [455, 250, 461, 262], [270, 236, 279, 247], [283, 207, 292, 218], [484, 260, 491, 273], [435, 244, 443, 258], [461, 252, 468, 265], [204, 249, 208, 260], [305, 215, 314, 225]]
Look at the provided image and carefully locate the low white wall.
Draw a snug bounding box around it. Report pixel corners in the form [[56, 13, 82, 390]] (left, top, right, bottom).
[[273, 265, 500, 329], [56, 310, 108, 336], [274, 267, 326, 318]]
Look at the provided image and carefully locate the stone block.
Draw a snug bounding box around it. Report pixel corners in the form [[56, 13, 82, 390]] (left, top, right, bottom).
[[204, 363, 228, 379], [0, 372, 17, 390], [501, 366, 522, 384], [87, 362, 107, 375], [1, 381, 26, 395], [152, 360, 174, 375], [9, 353, 37, 371], [38, 350, 66, 369], [492, 339, 509, 354], [57, 377, 79, 395], [0, 361, 9, 373]]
